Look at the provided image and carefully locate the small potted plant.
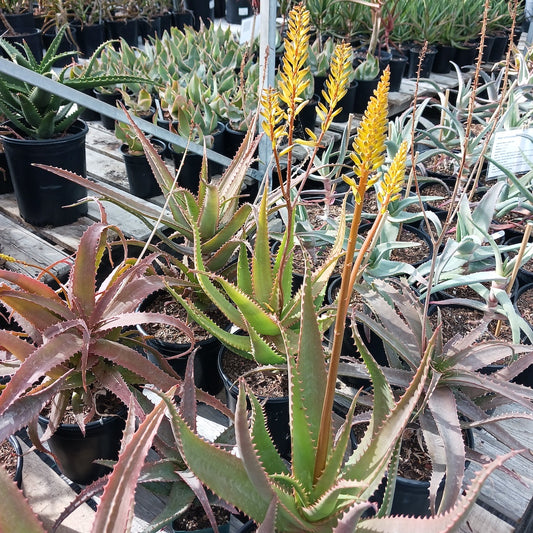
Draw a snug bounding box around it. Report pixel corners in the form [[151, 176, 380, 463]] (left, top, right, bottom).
[[0, 27, 150, 226], [0, 213, 195, 484]]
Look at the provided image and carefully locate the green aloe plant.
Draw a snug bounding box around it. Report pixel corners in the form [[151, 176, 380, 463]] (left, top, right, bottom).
[[0, 25, 152, 139]]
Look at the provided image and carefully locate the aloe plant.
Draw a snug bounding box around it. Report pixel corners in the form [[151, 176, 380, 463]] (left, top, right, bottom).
[[0, 25, 153, 139], [0, 212, 196, 446], [343, 279, 533, 499]]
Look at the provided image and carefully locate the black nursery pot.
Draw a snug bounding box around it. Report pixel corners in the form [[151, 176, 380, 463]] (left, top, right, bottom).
[[432, 44, 456, 74], [294, 94, 319, 139], [489, 33, 508, 62], [185, 0, 215, 30], [73, 22, 105, 57], [408, 46, 437, 78], [0, 12, 35, 34], [121, 139, 165, 199], [389, 54, 407, 92], [352, 77, 379, 114], [0, 150, 14, 194], [38, 407, 127, 485], [225, 0, 253, 24], [94, 90, 122, 130], [105, 18, 139, 47], [6, 435, 23, 489], [218, 347, 291, 459], [0, 120, 89, 227], [454, 42, 478, 68], [137, 294, 224, 395], [172, 10, 195, 31], [335, 82, 358, 122], [0, 28, 43, 62]]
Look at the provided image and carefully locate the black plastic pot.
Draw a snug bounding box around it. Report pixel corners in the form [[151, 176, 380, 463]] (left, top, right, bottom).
[[38, 406, 126, 485], [73, 22, 105, 57], [137, 293, 224, 395], [158, 12, 173, 36], [225, 0, 253, 24], [0, 12, 35, 34], [218, 346, 291, 459], [0, 28, 42, 62], [313, 75, 327, 97], [94, 90, 122, 130], [0, 150, 14, 194], [480, 35, 496, 63], [454, 42, 478, 68], [223, 123, 246, 159], [185, 0, 214, 29], [294, 94, 319, 139], [42, 27, 78, 67], [504, 234, 533, 288], [432, 44, 456, 74], [0, 120, 89, 227], [391, 428, 474, 517], [173, 10, 195, 31], [352, 77, 379, 114], [389, 54, 407, 92], [121, 140, 165, 199], [105, 18, 139, 47], [5, 434, 23, 489], [171, 123, 225, 192], [335, 82, 357, 122], [408, 45, 437, 78], [489, 33, 508, 62]]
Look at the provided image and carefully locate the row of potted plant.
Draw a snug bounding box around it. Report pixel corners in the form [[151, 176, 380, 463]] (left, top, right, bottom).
[[0, 3, 532, 531]]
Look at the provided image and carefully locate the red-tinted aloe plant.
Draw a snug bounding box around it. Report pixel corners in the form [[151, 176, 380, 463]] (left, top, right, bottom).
[[0, 208, 195, 446]]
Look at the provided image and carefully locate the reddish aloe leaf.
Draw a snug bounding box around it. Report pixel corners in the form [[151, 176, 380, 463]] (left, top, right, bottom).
[[0, 329, 34, 362], [90, 338, 179, 392], [0, 291, 74, 335], [0, 333, 83, 415], [0, 269, 62, 302], [70, 222, 111, 320], [92, 363, 145, 421], [0, 373, 71, 443], [98, 311, 195, 347], [52, 476, 109, 533], [91, 390, 172, 533], [0, 466, 46, 533]]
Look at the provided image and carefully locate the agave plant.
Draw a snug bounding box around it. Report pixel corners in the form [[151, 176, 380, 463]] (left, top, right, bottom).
[[0, 208, 196, 446]]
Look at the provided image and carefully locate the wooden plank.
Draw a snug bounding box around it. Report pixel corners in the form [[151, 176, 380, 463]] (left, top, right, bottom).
[[21, 441, 96, 533], [0, 210, 71, 278], [459, 503, 515, 533], [464, 410, 533, 524]]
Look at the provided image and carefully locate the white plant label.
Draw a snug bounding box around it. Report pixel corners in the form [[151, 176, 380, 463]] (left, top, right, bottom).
[[488, 127, 533, 178], [239, 7, 250, 15], [209, 0, 215, 9]]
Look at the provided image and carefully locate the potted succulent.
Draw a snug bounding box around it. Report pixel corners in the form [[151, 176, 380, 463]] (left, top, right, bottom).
[[0, 214, 196, 484], [103, 0, 140, 46], [0, 26, 150, 226], [0, 0, 42, 60], [67, 0, 106, 57]]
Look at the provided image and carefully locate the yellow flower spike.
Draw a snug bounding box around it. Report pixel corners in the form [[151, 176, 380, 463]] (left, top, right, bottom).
[[319, 42, 353, 133], [278, 4, 311, 112], [378, 140, 408, 213], [350, 68, 390, 185], [260, 87, 284, 148]]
